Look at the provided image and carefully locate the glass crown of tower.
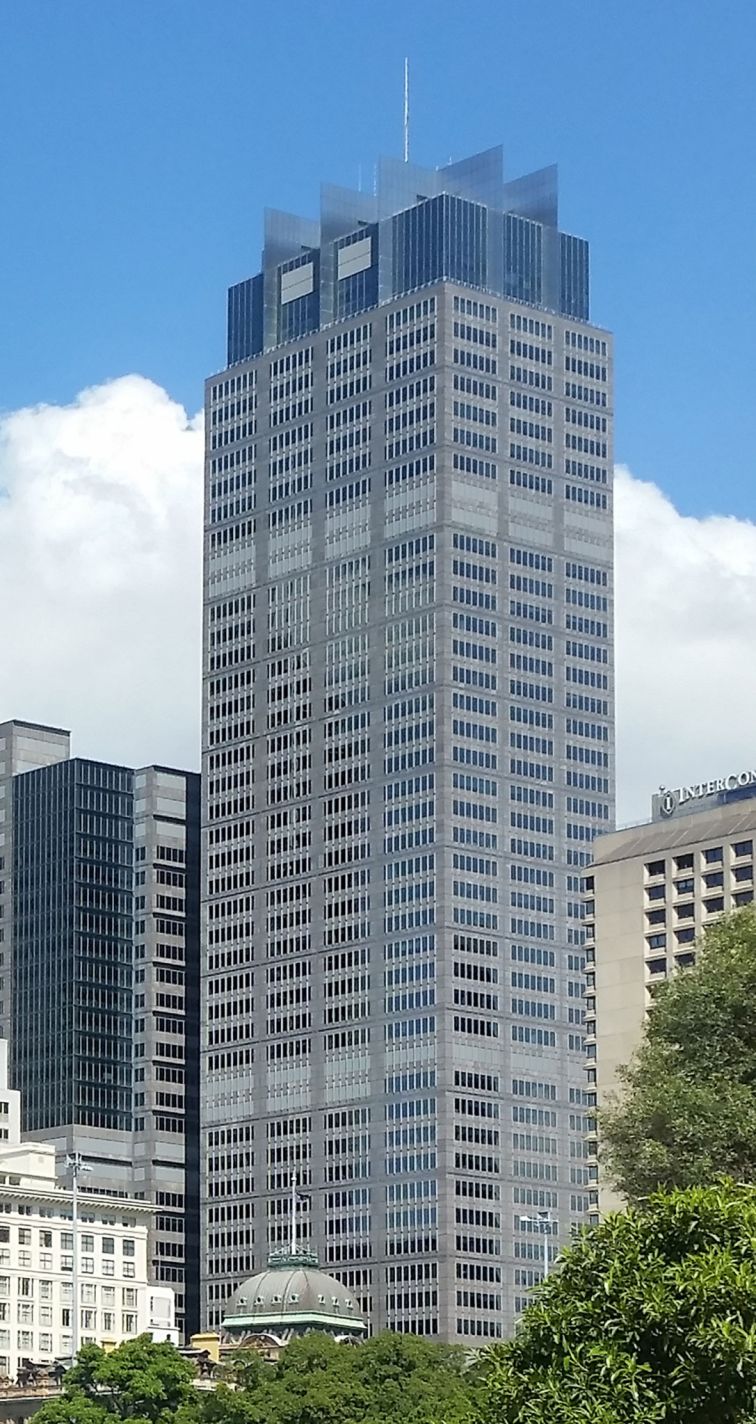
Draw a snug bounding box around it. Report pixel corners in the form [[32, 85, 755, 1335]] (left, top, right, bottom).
[[227, 145, 589, 363]]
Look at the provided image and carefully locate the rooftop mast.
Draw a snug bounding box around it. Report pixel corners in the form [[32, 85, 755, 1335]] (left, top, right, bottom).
[[403, 58, 410, 163]]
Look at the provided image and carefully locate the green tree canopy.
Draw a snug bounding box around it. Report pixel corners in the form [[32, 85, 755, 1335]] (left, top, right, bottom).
[[600, 909, 756, 1201], [476, 1181, 756, 1424], [204, 1332, 475, 1424], [35, 1337, 199, 1424]]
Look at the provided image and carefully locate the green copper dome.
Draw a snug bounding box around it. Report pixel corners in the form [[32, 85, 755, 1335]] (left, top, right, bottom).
[[221, 1248, 367, 1341]]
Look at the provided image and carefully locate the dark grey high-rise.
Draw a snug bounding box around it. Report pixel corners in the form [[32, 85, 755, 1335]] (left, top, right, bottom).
[[0, 723, 201, 1339], [12, 757, 134, 1132], [201, 146, 614, 1340]]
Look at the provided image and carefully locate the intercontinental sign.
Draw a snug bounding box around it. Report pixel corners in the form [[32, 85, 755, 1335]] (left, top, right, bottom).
[[657, 769, 756, 818]]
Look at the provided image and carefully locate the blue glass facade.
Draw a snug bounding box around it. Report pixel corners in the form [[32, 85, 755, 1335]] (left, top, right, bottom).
[[11, 758, 134, 1133], [225, 146, 590, 364]]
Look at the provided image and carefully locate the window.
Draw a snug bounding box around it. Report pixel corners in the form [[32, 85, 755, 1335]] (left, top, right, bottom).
[[122, 1238, 135, 1257], [40, 1231, 52, 1248], [122, 1313, 138, 1334], [102, 1237, 115, 1255], [18, 1228, 31, 1245], [733, 840, 753, 858], [645, 859, 665, 877], [704, 847, 723, 864], [674, 854, 693, 871], [81, 1234, 94, 1253]]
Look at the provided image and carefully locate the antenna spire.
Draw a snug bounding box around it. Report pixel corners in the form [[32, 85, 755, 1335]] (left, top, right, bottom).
[[403, 58, 410, 163], [290, 1172, 297, 1255]]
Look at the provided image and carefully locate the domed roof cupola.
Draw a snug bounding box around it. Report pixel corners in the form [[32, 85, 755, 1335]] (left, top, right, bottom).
[[220, 1177, 367, 1344]]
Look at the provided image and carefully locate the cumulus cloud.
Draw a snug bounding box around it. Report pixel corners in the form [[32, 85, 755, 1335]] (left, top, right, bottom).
[[0, 376, 203, 772], [1, 378, 754, 823], [615, 467, 756, 822]]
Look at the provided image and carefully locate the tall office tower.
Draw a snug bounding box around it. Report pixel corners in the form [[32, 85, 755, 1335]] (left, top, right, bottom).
[[201, 146, 614, 1340], [12, 755, 135, 1134], [0, 722, 201, 1338], [0, 721, 72, 1046]]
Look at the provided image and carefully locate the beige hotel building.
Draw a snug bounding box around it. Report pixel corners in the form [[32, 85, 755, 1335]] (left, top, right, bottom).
[[583, 768, 756, 1219]]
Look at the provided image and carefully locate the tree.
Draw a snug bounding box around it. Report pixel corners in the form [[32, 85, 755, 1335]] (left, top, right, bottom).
[[200, 1332, 476, 1424], [476, 1181, 756, 1424], [35, 1337, 199, 1424], [600, 909, 756, 1202], [350, 1332, 474, 1424]]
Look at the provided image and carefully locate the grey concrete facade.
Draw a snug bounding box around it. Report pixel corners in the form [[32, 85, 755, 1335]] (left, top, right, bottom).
[[133, 766, 201, 1338], [202, 155, 614, 1341]]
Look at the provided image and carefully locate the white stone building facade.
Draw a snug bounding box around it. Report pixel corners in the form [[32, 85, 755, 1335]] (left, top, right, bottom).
[[0, 1043, 176, 1381]]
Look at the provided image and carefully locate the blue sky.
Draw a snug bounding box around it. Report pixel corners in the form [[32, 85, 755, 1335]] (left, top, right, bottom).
[[2, 0, 755, 519]]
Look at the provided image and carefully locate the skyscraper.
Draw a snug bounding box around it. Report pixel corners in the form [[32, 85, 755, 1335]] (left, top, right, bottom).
[[0, 722, 201, 1337], [201, 146, 614, 1339]]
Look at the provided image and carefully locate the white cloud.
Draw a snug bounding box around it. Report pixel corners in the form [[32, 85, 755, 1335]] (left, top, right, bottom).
[[0, 376, 204, 772], [615, 466, 756, 822], [2, 379, 755, 825]]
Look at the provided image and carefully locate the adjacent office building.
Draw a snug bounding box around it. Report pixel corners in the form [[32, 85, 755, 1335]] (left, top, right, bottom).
[[0, 720, 200, 1338], [584, 768, 756, 1218], [0, 1040, 177, 1379], [201, 146, 614, 1338]]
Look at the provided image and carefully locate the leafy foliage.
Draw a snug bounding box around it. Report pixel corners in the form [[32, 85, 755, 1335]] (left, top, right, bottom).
[[206, 1333, 475, 1424], [42, 1333, 476, 1424], [600, 909, 756, 1200], [35, 1337, 199, 1424], [476, 1181, 756, 1423]]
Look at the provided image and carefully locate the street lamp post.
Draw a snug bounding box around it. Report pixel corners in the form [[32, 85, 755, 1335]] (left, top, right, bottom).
[[518, 1209, 554, 1283], [66, 1153, 90, 1361]]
